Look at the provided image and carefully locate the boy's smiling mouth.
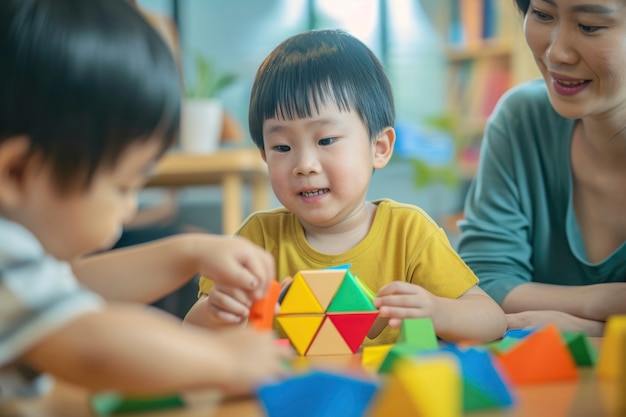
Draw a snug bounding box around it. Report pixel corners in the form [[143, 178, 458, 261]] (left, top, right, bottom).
[[300, 188, 329, 197]]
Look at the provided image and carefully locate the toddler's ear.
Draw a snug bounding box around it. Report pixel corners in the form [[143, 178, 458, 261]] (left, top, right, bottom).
[[373, 126, 395, 169], [0, 136, 32, 209]]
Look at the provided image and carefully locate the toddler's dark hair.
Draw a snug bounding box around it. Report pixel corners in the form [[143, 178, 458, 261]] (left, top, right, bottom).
[[249, 29, 394, 149], [0, 0, 180, 192]]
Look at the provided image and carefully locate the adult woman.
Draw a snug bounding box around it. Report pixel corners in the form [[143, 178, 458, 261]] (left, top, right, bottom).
[[457, 0, 626, 336]]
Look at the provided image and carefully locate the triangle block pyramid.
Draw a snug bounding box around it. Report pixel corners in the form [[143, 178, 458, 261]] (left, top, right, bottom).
[[277, 267, 378, 356]]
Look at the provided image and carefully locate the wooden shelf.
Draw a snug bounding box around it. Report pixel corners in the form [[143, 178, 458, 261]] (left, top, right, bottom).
[[445, 39, 513, 62]]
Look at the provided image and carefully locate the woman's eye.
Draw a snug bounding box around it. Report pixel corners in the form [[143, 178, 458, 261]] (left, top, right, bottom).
[[272, 145, 290, 152], [319, 137, 337, 146], [579, 24, 602, 33]]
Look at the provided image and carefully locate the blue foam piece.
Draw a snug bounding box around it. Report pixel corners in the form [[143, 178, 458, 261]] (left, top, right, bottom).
[[257, 370, 378, 417], [504, 328, 537, 339]]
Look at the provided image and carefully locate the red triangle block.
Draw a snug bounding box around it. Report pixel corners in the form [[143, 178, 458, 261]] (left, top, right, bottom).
[[495, 324, 578, 385], [328, 312, 379, 354]]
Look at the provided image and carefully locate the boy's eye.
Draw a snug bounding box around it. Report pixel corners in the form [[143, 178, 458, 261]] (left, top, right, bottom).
[[530, 9, 552, 21], [272, 145, 290, 152], [319, 137, 337, 146]]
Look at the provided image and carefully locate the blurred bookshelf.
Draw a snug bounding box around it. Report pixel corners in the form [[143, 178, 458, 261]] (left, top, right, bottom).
[[437, 0, 540, 146], [426, 0, 541, 237]]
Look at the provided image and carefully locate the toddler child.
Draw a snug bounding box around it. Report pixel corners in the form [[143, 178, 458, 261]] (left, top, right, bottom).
[[185, 29, 507, 345]]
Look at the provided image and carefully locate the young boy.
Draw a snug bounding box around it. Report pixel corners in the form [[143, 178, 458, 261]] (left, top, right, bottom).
[[0, 0, 290, 399], [185, 29, 507, 345]]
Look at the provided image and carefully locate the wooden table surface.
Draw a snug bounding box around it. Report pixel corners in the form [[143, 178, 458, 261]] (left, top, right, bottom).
[[2, 338, 623, 417], [145, 147, 269, 235]]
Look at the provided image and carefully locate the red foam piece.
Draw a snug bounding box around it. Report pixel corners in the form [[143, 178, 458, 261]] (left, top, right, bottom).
[[328, 312, 379, 354]]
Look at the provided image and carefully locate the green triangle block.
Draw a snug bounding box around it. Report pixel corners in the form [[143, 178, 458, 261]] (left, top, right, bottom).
[[91, 392, 183, 416], [327, 270, 376, 312], [484, 336, 520, 354], [353, 274, 376, 301], [378, 343, 424, 374], [563, 331, 598, 367], [398, 318, 438, 350], [463, 381, 502, 411]]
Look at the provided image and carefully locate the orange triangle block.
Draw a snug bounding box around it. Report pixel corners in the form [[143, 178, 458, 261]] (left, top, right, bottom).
[[299, 269, 346, 311], [279, 273, 324, 314], [328, 312, 379, 354], [495, 324, 578, 385], [306, 317, 352, 356], [276, 315, 324, 355]]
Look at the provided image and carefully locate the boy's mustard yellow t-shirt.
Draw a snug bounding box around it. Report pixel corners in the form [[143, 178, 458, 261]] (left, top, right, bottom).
[[199, 198, 478, 345]]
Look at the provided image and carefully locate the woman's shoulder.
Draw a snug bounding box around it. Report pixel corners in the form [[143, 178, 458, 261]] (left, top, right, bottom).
[[496, 79, 553, 115]]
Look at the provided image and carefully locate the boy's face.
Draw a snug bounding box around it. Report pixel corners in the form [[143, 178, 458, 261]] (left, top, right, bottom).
[[261, 102, 392, 231], [17, 139, 163, 261]]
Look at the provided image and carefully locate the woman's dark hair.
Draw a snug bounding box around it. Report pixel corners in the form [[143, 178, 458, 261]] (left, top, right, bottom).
[[249, 29, 395, 149], [0, 0, 181, 192], [514, 0, 530, 14]]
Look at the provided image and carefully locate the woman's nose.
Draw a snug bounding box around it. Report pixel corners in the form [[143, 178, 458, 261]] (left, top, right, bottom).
[[547, 26, 578, 66]]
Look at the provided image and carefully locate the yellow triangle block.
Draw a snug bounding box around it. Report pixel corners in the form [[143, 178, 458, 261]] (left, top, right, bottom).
[[299, 269, 346, 311], [306, 317, 352, 356], [370, 354, 462, 417], [361, 344, 393, 370], [597, 315, 626, 380], [276, 315, 324, 356], [279, 273, 324, 314]]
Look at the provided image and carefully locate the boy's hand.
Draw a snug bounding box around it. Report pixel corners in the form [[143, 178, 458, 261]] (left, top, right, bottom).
[[195, 235, 275, 301], [206, 284, 252, 325], [218, 327, 293, 396], [373, 281, 441, 328]]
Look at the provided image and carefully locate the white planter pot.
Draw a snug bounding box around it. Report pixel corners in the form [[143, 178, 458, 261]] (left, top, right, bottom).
[[180, 99, 223, 153]]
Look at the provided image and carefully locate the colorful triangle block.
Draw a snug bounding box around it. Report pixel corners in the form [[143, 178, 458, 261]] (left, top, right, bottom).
[[306, 317, 352, 356], [279, 273, 324, 314], [327, 270, 376, 313], [328, 312, 379, 353], [398, 318, 438, 350], [299, 269, 345, 311], [249, 280, 281, 331], [597, 315, 626, 380], [440, 345, 514, 411], [276, 315, 324, 355], [562, 331, 598, 367], [369, 354, 462, 417], [495, 324, 578, 385], [257, 370, 378, 417]]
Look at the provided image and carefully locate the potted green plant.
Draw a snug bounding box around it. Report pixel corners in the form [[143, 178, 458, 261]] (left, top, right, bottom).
[[180, 53, 237, 153]]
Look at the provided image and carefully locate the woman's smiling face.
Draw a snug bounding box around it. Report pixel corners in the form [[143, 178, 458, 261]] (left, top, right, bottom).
[[524, 0, 626, 119]]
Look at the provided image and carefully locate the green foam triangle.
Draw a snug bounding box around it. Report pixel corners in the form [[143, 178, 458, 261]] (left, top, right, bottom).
[[327, 270, 376, 313]]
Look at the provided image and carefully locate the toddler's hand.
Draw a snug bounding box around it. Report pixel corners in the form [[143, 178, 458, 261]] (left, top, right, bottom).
[[217, 328, 293, 396], [373, 281, 440, 328], [195, 235, 275, 300], [206, 284, 252, 325]]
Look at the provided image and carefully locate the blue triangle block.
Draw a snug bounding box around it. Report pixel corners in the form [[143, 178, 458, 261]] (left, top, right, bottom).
[[503, 328, 537, 339], [257, 370, 378, 417], [440, 345, 515, 411]]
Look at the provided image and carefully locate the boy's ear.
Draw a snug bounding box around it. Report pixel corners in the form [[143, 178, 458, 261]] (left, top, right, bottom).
[[372, 126, 395, 169], [0, 136, 34, 209], [259, 148, 267, 163]]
